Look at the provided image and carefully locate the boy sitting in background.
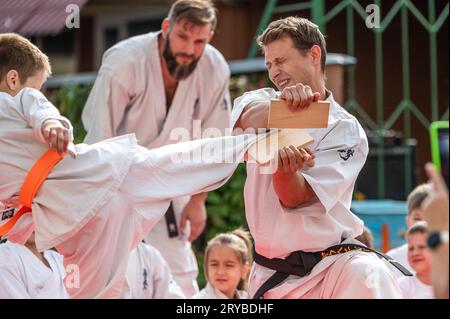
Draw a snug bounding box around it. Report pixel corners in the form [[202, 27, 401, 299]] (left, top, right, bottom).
[[398, 222, 434, 299], [387, 184, 431, 276]]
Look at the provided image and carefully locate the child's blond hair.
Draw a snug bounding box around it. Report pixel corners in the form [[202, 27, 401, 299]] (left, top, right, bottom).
[[407, 184, 432, 215], [204, 227, 253, 291], [0, 33, 51, 84], [407, 221, 429, 237]]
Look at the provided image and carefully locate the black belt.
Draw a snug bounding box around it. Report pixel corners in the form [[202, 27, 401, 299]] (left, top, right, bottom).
[[164, 202, 179, 238], [252, 243, 412, 299]]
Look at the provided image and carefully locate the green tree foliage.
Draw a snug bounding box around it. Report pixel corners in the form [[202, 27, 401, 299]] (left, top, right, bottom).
[[49, 85, 91, 143]]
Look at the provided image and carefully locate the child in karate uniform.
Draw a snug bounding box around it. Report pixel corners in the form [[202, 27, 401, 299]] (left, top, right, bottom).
[[0, 33, 257, 298], [398, 222, 434, 299], [0, 229, 68, 299], [193, 228, 252, 299], [387, 184, 432, 277]]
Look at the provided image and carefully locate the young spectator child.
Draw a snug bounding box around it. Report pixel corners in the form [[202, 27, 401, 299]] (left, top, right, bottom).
[[387, 184, 432, 276], [398, 222, 434, 299], [193, 228, 252, 299], [0, 33, 257, 298]]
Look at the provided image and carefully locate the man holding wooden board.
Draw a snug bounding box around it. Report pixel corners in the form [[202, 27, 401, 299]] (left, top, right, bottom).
[[232, 17, 405, 298]]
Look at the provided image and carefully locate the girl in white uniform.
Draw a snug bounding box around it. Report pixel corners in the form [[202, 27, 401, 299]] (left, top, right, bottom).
[[193, 228, 251, 299]]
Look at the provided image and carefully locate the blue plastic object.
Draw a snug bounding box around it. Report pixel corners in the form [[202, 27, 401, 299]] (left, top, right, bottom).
[[351, 200, 408, 251]]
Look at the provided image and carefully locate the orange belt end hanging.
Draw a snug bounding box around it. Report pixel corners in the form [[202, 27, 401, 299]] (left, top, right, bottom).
[[0, 149, 65, 237]]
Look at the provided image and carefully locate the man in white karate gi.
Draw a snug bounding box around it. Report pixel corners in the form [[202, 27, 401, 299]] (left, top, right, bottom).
[[232, 17, 404, 298], [122, 242, 185, 299], [82, 0, 231, 297]]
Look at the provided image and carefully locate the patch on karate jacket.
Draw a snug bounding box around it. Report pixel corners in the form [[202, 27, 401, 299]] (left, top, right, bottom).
[[222, 97, 230, 110], [338, 148, 355, 161], [1, 207, 15, 221], [192, 98, 200, 119], [142, 268, 148, 291]]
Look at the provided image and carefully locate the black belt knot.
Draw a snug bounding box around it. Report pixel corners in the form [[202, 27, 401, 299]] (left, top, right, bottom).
[[252, 243, 412, 299]]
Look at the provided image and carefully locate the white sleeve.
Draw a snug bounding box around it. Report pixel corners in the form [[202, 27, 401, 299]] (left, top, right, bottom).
[[150, 248, 185, 299], [81, 56, 134, 143], [17, 88, 74, 145], [286, 119, 369, 215], [231, 88, 277, 129]]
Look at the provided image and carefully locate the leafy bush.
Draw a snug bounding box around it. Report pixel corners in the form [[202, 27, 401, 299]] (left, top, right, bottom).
[[48, 85, 91, 143], [194, 163, 248, 288]]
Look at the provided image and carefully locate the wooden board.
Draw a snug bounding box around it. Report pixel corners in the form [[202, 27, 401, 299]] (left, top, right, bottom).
[[248, 129, 314, 164], [268, 99, 330, 129]]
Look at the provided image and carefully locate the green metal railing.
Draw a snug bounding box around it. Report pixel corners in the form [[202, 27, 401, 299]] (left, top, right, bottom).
[[248, 0, 449, 198]]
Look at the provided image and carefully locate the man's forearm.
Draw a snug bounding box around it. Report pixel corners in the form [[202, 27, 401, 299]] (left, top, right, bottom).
[[273, 171, 315, 208], [236, 101, 270, 130]]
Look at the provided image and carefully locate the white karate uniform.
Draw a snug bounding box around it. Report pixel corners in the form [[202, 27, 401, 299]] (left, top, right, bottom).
[[122, 242, 185, 299], [387, 243, 415, 279], [231, 88, 402, 298], [0, 88, 257, 298], [192, 283, 248, 299], [0, 241, 68, 298], [398, 276, 434, 299], [82, 31, 231, 297]]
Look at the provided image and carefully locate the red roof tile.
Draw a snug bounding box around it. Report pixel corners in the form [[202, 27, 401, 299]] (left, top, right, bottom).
[[0, 0, 88, 36]]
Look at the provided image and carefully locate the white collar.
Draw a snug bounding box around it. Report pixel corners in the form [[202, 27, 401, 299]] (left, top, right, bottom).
[[205, 282, 243, 299]]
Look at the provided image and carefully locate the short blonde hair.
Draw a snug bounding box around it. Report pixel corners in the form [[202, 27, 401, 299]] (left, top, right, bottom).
[[257, 17, 327, 73], [0, 33, 51, 84], [204, 227, 252, 291], [407, 221, 429, 236], [407, 184, 432, 215]]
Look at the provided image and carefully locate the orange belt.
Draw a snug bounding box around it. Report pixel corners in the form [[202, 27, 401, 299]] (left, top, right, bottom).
[[0, 149, 65, 237]]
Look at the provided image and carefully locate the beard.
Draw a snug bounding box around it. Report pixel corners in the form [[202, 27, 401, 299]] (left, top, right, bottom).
[[162, 35, 200, 80]]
